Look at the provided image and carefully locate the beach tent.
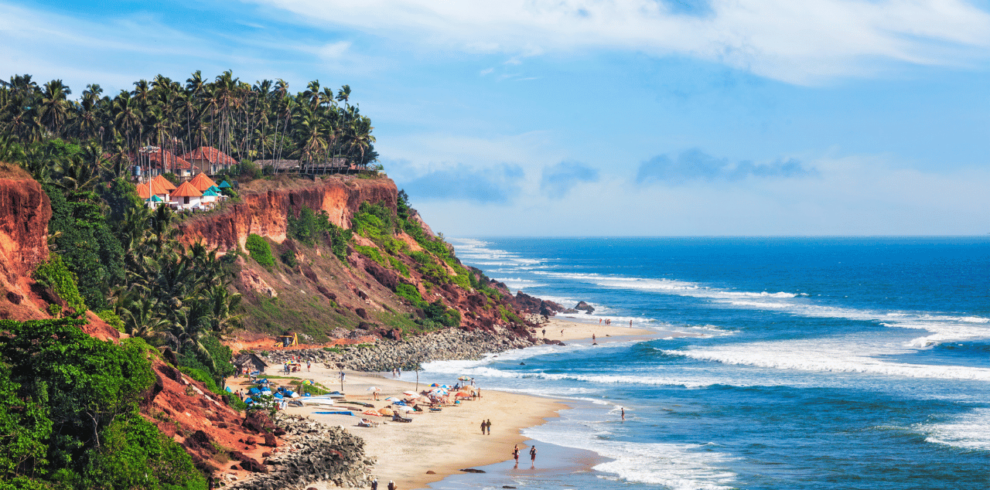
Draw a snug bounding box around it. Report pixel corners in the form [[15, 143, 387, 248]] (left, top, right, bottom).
[[248, 387, 261, 396]]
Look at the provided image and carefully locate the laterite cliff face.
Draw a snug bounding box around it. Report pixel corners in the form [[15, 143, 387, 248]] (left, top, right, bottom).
[[178, 176, 397, 251], [0, 174, 50, 280], [0, 172, 52, 320]]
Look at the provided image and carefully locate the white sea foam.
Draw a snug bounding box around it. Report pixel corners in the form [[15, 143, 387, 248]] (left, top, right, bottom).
[[524, 416, 737, 489], [661, 335, 990, 382], [921, 408, 990, 451]]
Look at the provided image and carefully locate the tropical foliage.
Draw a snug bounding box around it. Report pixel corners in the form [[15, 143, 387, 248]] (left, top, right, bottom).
[[0, 72, 378, 172], [0, 318, 206, 490]]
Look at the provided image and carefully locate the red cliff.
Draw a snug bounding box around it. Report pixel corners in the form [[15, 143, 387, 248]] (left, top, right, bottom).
[[0, 166, 52, 320], [178, 175, 397, 251]]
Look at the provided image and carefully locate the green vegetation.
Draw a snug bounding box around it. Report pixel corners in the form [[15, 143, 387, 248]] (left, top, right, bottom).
[[287, 206, 352, 260], [355, 245, 385, 266], [280, 248, 298, 268], [351, 202, 395, 244], [395, 283, 424, 306], [388, 256, 410, 276], [0, 318, 206, 489], [245, 234, 275, 268], [33, 253, 86, 316], [97, 309, 126, 332]]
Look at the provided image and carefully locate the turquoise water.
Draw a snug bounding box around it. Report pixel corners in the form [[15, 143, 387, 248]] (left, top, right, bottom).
[[422, 237, 990, 489]]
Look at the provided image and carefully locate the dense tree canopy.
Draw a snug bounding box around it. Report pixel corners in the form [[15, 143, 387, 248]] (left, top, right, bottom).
[[0, 318, 206, 490], [0, 72, 378, 171]]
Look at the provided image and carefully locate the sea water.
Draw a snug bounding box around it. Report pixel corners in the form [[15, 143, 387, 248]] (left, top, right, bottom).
[[421, 237, 990, 489]]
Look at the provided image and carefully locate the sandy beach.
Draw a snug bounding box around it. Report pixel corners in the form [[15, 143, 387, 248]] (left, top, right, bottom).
[[234, 318, 655, 490]]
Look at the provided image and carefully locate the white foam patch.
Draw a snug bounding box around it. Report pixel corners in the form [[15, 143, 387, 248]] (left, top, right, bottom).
[[921, 408, 990, 451], [662, 335, 990, 382], [524, 416, 737, 489]]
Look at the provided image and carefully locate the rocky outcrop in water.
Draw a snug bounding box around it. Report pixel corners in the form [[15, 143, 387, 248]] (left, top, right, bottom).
[[262, 327, 550, 371], [228, 414, 374, 490], [574, 301, 595, 314]]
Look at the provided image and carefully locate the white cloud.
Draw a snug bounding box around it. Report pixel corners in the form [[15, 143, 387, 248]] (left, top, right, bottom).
[[318, 41, 351, 60], [249, 0, 990, 84]]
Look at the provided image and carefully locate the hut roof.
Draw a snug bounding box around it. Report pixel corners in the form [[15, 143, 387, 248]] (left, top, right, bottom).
[[219, 180, 232, 189], [202, 189, 219, 197], [152, 174, 177, 191], [188, 172, 218, 192], [136, 183, 150, 199], [180, 147, 238, 166], [147, 195, 164, 203], [171, 181, 203, 198]]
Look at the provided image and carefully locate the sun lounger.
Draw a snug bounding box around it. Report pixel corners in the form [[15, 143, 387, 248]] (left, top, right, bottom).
[[357, 419, 380, 428], [392, 414, 413, 423]]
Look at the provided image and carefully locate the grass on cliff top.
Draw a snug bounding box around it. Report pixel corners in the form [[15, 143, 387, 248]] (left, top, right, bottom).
[[0, 161, 32, 179]]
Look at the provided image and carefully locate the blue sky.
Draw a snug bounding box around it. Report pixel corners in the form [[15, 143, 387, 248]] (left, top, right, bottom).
[[3, 0, 990, 235]]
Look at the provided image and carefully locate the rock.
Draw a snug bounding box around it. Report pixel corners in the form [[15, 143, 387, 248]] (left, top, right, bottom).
[[263, 433, 279, 447], [562, 308, 579, 314], [356, 308, 368, 319], [574, 301, 595, 313], [5, 291, 22, 304], [426, 470, 436, 474], [239, 457, 268, 473]]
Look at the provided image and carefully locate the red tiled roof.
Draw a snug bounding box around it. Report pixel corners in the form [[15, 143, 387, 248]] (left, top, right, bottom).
[[136, 183, 150, 199], [180, 147, 237, 166], [135, 149, 192, 170]]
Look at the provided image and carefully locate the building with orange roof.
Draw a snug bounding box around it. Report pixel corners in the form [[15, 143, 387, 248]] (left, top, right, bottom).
[[188, 172, 218, 192], [152, 174, 177, 191], [180, 147, 238, 175], [136, 182, 150, 200], [170, 181, 203, 211]]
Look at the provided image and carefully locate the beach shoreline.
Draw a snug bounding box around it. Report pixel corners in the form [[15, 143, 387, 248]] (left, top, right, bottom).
[[239, 318, 655, 490]]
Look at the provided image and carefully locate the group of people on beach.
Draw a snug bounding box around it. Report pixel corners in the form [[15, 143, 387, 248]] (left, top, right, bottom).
[[512, 444, 538, 468], [391, 368, 402, 378], [370, 478, 397, 490], [480, 419, 492, 435]]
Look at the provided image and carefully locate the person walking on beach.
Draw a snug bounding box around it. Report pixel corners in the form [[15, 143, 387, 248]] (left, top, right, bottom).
[[480, 420, 486, 435], [371, 479, 378, 490], [512, 444, 520, 466], [592, 333, 597, 345], [486, 419, 492, 435], [542, 328, 546, 337], [629, 320, 632, 328], [307, 360, 311, 372], [387, 480, 394, 490], [530, 445, 537, 467], [621, 407, 625, 421]]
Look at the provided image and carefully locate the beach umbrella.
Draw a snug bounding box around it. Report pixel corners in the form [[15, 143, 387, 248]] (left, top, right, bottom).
[[378, 407, 394, 416], [457, 376, 472, 381], [455, 392, 471, 398], [430, 383, 440, 388], [440, 385, 450, 389], [367, 387, 380, 392], [403, 391, 417, 397], [385, 396, 399, 401]]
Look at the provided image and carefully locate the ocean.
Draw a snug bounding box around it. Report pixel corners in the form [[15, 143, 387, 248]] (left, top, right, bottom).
[[420, 237, 990, 490]]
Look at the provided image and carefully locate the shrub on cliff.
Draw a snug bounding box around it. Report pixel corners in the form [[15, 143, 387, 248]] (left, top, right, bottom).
[[288, 206, 352, 260], [33, 253, 86, 317], [0, 318, 206, 489], [352, 202, 396, 243], [395, 283, 425, 307], [355, 245, 386, 266], [245, 234, 275, 268]]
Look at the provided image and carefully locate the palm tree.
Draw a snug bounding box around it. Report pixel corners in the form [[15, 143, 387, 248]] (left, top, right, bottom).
[[38, 80, 71, 137]]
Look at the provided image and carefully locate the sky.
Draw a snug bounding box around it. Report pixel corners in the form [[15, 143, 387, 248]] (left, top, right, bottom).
[[2, 0, 989, 236]]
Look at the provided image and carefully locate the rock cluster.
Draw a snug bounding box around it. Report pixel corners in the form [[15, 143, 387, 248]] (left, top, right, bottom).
[[229, 414, 375, 490], [262, 327, 546, 371]]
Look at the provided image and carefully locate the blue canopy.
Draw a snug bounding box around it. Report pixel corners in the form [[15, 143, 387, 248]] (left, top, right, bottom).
[[256, 378, 269, 384], [207, 185, 222, 193], [248, 387, 261, 396], [244, 397, 254, 404], [224, 386, 233, 393], [219, 180, 232, 189], [146, 195, 163, 203], [202, 189, 219, 197]]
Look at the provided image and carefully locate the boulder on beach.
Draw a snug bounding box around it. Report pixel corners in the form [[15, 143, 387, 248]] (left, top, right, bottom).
[[575, 301, 595, 313]]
